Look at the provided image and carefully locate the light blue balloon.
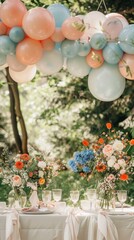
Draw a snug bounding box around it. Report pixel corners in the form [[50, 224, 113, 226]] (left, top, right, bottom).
[[103, 42, 123, 64], [9, 27, 25, 43], [90, 33, 107, 50], [78, 41, 91, 56], [67, 56, 91, 77], [0, 53, 6, 66], [88, 63, 125, 102], [61, 40, 79, 58], [119, 24, 134, 54], [0, 36, 16, 55], [47, 3, 70, 28]]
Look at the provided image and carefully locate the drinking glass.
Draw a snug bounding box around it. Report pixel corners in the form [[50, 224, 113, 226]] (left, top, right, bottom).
[[86, 189, 97, 210], [42, 190, 51, 205], [52, 189, 62, 202], [117, 190, 127, 211], [70, 190, 79, 207]]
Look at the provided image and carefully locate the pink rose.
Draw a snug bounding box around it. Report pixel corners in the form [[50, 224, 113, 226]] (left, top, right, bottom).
[[103, 144, 113, 156], [114, 163, 120, 170], [107, 174, 115, 181], [12, 175, 22, 186], [120, 169, 126, 174]]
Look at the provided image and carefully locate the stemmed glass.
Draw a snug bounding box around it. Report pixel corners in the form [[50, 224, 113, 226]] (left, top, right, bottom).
[[42, 190, 51, 205], [86, 189, 97, 210], [52, 189, 62, 202], [70, 190, 79, 207], [117, 190, 127, 211]]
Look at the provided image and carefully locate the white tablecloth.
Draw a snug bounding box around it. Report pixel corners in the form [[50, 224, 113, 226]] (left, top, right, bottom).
[[0, 211, 134, 240]]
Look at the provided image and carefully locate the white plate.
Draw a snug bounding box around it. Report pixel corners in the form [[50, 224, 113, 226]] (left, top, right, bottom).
[[21, 209, 54, 215]]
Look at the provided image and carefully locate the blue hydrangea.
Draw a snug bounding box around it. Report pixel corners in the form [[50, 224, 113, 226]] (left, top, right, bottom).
[[68, 159, 78, 172], [82, 166, 90, 173], [74, 149, 94, 165]]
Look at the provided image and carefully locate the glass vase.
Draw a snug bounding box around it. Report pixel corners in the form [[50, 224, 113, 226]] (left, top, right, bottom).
[[8, 188, 27, 208]]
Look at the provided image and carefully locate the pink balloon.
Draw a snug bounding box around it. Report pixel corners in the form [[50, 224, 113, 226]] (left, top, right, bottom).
[[51, 28, 65, 42], [16, 38, 43, 65], [62, 17, 84, 40], [41, 38, 55, 51], [7, 54, 26, 72], [119, 54, 134, 80], [0, 0, 27, 27], [9, 65, 37, 83], [103, 16, 123, 41], [106, 13, 128, 28], [86, 49, 104, 68], [22, 7, 55, 40]]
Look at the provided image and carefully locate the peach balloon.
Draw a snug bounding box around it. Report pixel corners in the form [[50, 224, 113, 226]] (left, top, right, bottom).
[[7, 54, 26, 72], [119, 54, 134, 80], [86, 49, 104, 68], [41, 38, 55, 51], [16, 38, 43, 65], [0, 22, 7, 35], [51, 28, 65, 42], [22, 7, 55, 40], [62, 17, 84, 40], [0, 0, 27, 27]]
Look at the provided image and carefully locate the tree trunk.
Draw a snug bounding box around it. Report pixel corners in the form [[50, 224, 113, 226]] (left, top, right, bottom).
[[6, 68, 28, 153]]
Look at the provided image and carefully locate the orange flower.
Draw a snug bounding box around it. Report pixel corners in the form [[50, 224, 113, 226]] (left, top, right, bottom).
[[29, 172, 33, 177], [15, 161, 24, 170], [130, 139, 134, 146], [98, 138, 104, 144], [38, 178, 45, 185], [96, 163, 106, 172], [119, 173, 129, 181], [20, 153, 30, 161], [106, 122, 112, 129], [82, 139, 89, 146]]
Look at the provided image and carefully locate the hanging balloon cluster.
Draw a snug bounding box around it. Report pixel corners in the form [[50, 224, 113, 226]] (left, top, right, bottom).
[[0, 0, 134, 101]]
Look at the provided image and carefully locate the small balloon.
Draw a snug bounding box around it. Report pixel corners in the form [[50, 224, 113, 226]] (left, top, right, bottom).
[[51, 28, 65, 42], [103, 42, 123, 64], [88, 62, 125, 101], [61, 40, 79, 58], [0, 35, 16, 55], [67, 56, 91, 77], [119, 24, 134, 54], [86, 49, 104, 68], [119, 54, 134, 80], [62, 17, 84, 40], [41, 38, 55, 51], [7, 54, 26, 72], [90, 33, 107, 50], [9, 27, 25, 43]]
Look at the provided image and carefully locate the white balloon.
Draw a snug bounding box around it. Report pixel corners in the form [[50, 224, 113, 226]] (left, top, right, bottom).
[[88, 63, 126, 101], [9, 65, 37, 83], [67, 56, 91, 77], [37, 49, 63, 75]]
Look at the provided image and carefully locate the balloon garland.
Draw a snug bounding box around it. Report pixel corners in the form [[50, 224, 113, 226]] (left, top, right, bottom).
[[0, 0, 134, 101]]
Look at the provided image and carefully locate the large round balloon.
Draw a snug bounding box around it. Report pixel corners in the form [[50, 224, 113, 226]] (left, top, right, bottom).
[[9, 64, 37, 83], [0, 35, 16, 55], [22, 7, 55, 40], [37, 49, 63, 75], [119, 54, 134, 80], [67, 56, 91, 77], [62, 17, 84, 40], [9, 27, 25, 43], [90, 33, 107, 50], [47, 3, 70, 28], [78, 41, 91, 56], [88, 63, 125, 101], [61, 40, 79, 58], [86, 49, 104, 68], [0, 0, 27, 27], [102, 16, 123, 41], [103, 42, 123, 64], [119, 24, 134, 54], [16, 38, 43, 65], [7, 54, 26, 72], [106, 13, 128, 28]]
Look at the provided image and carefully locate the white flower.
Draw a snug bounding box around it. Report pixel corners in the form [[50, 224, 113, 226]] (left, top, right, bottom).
[[103, 144, 113, 156], [120, 169, 126, 174], [108, 156, 116, 167], [118, 159, 126, 167], [39, 170, 44, 178], [114, 163, 120, 170], [107, 174, 115, 181], [113, 140, 124, 151], [38, 161, 46, 169]]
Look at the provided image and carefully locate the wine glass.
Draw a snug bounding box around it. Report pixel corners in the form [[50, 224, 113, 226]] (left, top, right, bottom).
[[42, 190, 51, 205], [117, 190, 127, 211], [70, 190, 79, 207], [86, 189, 97, 210], [52, 189, 62, 202]]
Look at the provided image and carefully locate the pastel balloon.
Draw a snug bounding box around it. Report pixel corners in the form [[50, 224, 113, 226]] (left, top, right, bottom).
[[103, 42, 123, 64], [0, 21, 7, 35], [84, 11, 106, 38], [62, 17, 84, 40], [102, 16, 123, 41], [9, 27, 25, 43], [0, 35, 16, 55], [0, 0, 27, 27], [78, 41, 91, 56], [61, 40, 79, 58], [106, 13, 128, 28], [67, 56, 91, 77], [119, 24, 134, 54], [90, 33, 107, 50], [16, 38, 43, 65], [88, 63, 126, 101], [86, 49, 104, 68], [47, 3, 70, 28], [9, 64, 37, 83], [51, 28, 65, 42], [119, 54, 134, 80], [7, 54, 26, 72], [22, 7, 55, 40], [41, 38, 55, 51], [0, 52, 6, 65], [37, 49, 63, 75]]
